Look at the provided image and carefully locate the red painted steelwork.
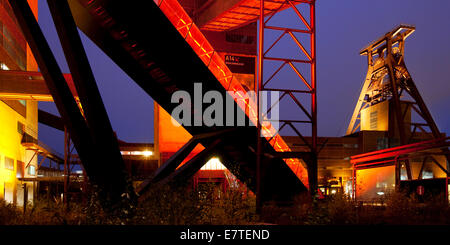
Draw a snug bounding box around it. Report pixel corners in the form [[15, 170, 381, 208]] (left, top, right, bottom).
[[199, 0, 313, 32], [258, 0, 317, 191], [157, 0, 309, 186], [351, 137, 450, 166], [351, 137, 450, 199]]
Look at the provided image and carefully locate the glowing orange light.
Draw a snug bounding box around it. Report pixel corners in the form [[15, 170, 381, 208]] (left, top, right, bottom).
[[158, 0, 308, 187]]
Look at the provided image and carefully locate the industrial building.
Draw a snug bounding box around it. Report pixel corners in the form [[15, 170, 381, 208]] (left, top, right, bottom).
[[0, 0, 448, 209], [0, 0, 39, 206]]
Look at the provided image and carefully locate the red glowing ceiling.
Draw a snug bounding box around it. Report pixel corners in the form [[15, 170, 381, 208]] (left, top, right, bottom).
[[200, 0, 311, 31]]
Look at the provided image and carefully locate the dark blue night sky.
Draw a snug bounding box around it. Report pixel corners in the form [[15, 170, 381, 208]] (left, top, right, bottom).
[[36, 0, 450, 154]]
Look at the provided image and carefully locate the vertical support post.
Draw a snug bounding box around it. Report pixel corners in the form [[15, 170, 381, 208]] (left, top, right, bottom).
[[394, 156, 400, 186], [445, 176, 448, 204], [23, 183, 28, 213], [34, 181, 37, 202], [256, 0, 265, 213], [82, 167, 88, 205], [386, 38, 411, 179], [352, 166, 356, 200], [63, 127, 70, 208], [309, 0, 318, 196], [63, 127, 68, 205]]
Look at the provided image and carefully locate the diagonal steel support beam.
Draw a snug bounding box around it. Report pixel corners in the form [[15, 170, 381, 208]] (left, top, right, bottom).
[[154, 138, 223, 188], [47, 0, 134, 202], [137, 128, 238, 194], [8, 0, 130, 207], [150, 137, 200, 184]]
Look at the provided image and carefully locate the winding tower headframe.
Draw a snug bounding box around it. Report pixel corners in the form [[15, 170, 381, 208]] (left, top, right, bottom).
[[347, 25, 448, 180]]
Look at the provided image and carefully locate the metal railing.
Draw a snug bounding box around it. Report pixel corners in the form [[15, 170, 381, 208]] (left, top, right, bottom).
[[21, 131, 64, 161]]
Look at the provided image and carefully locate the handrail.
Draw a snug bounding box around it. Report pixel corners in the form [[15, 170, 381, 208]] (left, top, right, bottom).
[[21, 132, 64, 161], [351, 137, 449, 160], [351, 137, 450, 165]]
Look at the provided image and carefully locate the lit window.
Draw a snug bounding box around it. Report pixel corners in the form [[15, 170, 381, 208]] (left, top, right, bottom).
[[400, 168, 408, 181], [28, 165, 36, 176], [4, 157, 14, 170], [422, 170, 433, 179]]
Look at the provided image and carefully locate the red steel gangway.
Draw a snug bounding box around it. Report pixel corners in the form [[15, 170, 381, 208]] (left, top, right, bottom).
[[68, 0, 308, 202], [154, 0, 308, 185], [197, 0, 311, 31]]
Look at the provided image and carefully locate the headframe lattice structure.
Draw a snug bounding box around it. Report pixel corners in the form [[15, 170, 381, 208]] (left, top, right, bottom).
[[346, 25, 449, 180]]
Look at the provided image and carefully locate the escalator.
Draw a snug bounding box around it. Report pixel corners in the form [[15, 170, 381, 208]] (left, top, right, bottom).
[[67, 0, 308, 202]]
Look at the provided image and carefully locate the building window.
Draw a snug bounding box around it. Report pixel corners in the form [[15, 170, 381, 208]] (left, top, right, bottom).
[[4, 157, 14, 170], [16, 161, 24, 178], [377, 138, 389, 150], [344, 144, 359, 148], [370, 111, 378, 129], [17, 121, 25, 135], [421, 170, 433, 179], [28, 165, 36, 176]]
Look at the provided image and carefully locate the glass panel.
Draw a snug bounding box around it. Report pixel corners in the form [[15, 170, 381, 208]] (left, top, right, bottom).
[[4, 157, 14, 170], [356, 166, 396, 201], [28, 165, 36, 176]]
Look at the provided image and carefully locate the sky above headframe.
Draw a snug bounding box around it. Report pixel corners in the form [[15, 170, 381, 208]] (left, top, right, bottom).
[[36, 0, 450, 154]]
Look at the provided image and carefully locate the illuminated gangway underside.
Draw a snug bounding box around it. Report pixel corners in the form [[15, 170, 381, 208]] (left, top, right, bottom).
[[155, 0, 308, 187], [197, 0, 310, 31]]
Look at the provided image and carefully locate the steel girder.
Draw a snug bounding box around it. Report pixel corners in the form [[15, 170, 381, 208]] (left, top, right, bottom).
[[9, 0, 133, 207], [67, 0, 307, 203]]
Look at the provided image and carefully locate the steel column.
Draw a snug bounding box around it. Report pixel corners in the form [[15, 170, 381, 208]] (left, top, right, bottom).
[[256, 0, 264, 213], [47, 0, 134, 203], [8, 0, 129, 208], [309, 0, 318, 195], [63, 127, 69, 206], [386, 43, 412, 179], [258, 0, 318, 196]]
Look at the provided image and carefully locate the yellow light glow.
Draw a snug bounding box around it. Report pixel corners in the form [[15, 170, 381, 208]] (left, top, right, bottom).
[[201, 157, 226, 170], [142, 150, 153, 157], [120, 150, 153, 156], [0, 63, 10, 70]]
